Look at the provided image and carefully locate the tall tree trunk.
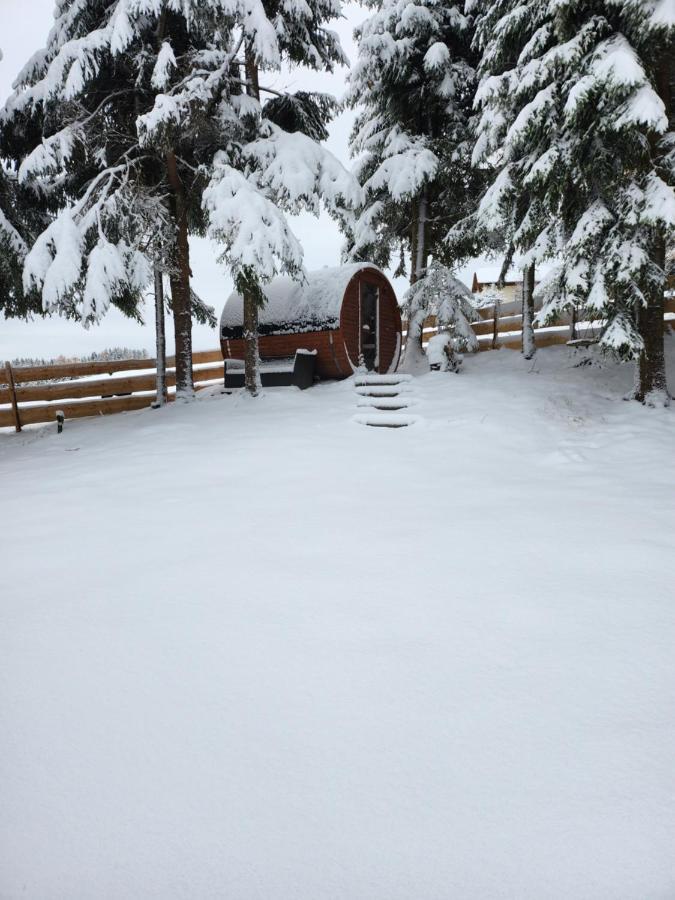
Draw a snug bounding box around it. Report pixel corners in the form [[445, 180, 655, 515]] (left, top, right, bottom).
[[634, 235, 669, 404], [492, 295, 501, 349], [166, 150, 194, 400], [243, 46, 262, 396], [243, 288, 261, 396], [633, 53, 671, 405], [403, 188, 429, 373], [154, 265, 167, 406], [522, 264, 536, 360]]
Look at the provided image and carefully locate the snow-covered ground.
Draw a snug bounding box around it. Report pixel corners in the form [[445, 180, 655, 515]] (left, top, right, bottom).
[[1, 345, 674, 899]]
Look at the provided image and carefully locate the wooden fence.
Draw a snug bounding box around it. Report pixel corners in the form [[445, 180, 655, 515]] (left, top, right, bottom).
[[405, 296, 675, 352], [3, 298, 674, 431], [0, 350, 224, 431]]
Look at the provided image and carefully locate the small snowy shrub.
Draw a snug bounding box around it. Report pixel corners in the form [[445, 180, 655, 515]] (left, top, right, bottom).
[[427, 333, 463, 373]]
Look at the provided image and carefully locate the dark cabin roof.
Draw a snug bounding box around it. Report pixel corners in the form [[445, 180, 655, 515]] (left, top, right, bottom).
[[221, 263, 383, 338]]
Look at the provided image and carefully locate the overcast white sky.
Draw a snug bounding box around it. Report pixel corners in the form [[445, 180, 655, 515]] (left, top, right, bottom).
[[0, 1, 480, 360]]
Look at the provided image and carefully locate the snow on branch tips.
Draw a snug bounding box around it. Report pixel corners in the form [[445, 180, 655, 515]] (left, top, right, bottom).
[[243, 124, 363, 217], [364, 130, 439, 201], [203, 157, 304, 283]]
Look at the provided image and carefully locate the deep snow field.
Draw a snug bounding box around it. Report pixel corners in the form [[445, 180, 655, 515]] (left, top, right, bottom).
[[1, 344, 674, 899]]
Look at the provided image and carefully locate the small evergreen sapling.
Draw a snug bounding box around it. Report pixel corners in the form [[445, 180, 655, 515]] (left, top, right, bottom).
[[403, 262, 478, 372]]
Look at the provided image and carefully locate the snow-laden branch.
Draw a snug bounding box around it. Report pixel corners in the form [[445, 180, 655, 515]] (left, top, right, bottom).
[[203, 156, 304, 282], [243, 123, 363, 216]]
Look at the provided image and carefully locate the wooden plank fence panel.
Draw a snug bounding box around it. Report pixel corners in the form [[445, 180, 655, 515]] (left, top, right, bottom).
[[0, 356, 155, 385], [0, 405, 17, 428], [16, 394, 161, 426], [11, 362, 224, 403]]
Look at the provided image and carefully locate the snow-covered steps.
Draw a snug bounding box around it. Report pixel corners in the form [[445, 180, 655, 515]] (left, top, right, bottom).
[[354, 385, 413, 398], [356, 397, 416, 411], [354, 374, 413, 387], [353, 372, 420, 427], [353, 413, 419, 428]]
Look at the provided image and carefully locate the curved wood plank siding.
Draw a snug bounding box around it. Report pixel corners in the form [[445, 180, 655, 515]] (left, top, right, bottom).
[[220, 265, 402, 379]]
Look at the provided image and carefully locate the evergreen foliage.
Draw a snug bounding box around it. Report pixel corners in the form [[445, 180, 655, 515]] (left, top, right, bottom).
[[466, 0, 675, 400], [347, 0, 480, 277], [1, 0, 359, 396]]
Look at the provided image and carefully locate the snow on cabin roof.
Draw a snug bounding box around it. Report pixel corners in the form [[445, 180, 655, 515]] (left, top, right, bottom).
[[221, 263, 383, 336]]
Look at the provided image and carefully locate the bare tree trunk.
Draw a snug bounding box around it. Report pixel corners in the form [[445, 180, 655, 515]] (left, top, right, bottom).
[[522, 264, 536, 360], [414, 187, 428, 282], [633, 54, 671, 405], [166, 150, 194, 400], [634, 235, 670, 404], [403, 188, 429, 373], [243, 46, 262, 396], [154, 265, 167, 406], [492, 296, 501, 349], [243, 288, 261, 396]]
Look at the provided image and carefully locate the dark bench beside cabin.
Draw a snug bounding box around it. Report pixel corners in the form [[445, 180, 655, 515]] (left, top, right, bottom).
[[224, 350, 317, 390]]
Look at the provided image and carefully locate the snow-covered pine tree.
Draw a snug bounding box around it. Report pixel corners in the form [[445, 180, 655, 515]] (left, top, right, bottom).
[[0, 0, 180, 376], [200, 7, 361, 395], [0, 46, 50, 319], [469, 0, 674, 399], [464, 0, 561, 361], [3, 0, 359, 399], [347, 0, 479, 370]]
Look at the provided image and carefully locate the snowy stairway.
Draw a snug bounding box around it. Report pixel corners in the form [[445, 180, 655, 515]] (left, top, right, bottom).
[[353, 374, 419, 428]]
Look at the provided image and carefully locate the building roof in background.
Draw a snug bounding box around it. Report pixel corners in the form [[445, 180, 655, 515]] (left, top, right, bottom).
[[472, 269, 522, 288]]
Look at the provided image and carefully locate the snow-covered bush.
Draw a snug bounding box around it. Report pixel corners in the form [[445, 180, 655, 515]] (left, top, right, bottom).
[[427, 333, 463, 373]]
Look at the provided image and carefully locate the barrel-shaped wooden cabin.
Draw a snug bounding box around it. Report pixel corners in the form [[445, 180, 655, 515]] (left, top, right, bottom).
[[220, 264, 402, 379]]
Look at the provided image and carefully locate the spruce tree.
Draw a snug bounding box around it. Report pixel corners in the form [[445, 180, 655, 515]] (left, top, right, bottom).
[[468, 0, 674, 400], [347, 0, 479, 370], [2, 0, 359, 398], [0, 47, 49, 319]]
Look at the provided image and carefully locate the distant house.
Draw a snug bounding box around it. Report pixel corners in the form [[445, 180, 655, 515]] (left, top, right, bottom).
[[471, 269, 540, 304]]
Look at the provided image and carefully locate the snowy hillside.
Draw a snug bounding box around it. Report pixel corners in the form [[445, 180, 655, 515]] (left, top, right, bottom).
[[2, 345, 674, 899]]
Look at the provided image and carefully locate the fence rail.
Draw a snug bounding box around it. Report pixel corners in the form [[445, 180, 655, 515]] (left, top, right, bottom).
[[0, 349, 224, 431]]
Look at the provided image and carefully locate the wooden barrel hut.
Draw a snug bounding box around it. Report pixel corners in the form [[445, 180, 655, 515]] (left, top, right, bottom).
[[220, 263, 402, 379]]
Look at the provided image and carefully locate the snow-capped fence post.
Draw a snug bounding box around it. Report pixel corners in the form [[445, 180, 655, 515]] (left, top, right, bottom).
[[4, 363, 21, 432]]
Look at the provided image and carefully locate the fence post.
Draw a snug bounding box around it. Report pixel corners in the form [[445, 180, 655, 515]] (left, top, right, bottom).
[[4, 362, 22, 432]]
